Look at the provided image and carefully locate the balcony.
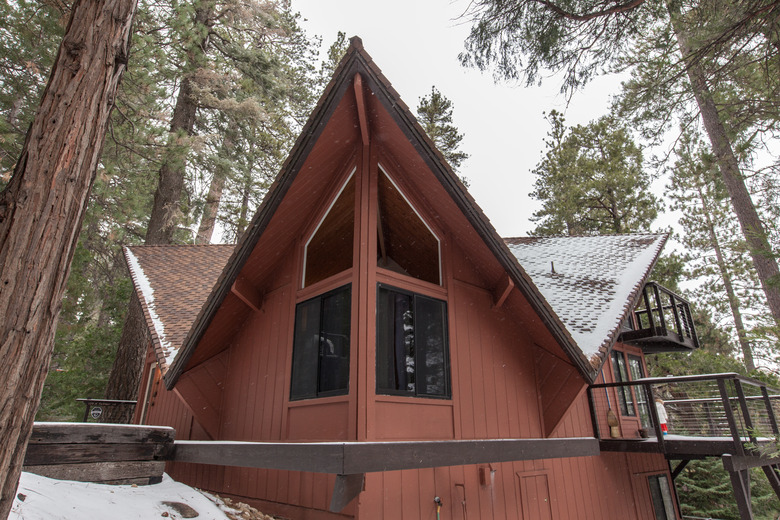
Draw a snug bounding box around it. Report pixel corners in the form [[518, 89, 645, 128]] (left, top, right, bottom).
[[619, 282, 699, 353], [588, 373, 780, 519], [589, 373, 780, 450]]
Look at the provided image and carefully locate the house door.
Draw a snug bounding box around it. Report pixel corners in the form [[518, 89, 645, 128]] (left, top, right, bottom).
[[518, 474, 552, 520]]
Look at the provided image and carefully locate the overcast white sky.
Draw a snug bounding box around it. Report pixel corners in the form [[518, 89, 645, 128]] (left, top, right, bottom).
[[292, 0, 623, 237]]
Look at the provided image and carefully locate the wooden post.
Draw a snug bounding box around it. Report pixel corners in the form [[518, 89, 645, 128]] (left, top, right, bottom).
[[587, 386, 601, 440], [723, 454, 754, 520], [330, 473, 365, 512], [734, 380, 756, 444], [719, 379, 746, 456], [761, 387, 779, 436], [641, 285, 656, 331], [651, 283, 667, 335], [645, 383, 665, 451], [668, 292, 684, 339]]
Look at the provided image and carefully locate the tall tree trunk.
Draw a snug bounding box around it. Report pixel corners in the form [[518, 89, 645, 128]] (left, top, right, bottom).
[[103, 5, 209, 418], [695, 182, 755, 371], [144, 75, 198, 245], [195, 126, 236, 244], [0, 0, 136, 513], [195, 170, 225, 244], [670, 3, 780, 327]]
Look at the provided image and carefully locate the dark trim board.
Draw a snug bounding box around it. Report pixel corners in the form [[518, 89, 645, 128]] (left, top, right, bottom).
[[600, 438, 756, 458], [172, 437, 599, 473], [172, 437, 599, 512]]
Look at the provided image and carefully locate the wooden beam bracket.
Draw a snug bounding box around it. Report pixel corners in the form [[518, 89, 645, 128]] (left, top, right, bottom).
[[329, 473, 365, 512], [492, 275, 514, 309], [230, 275, 263, 312], [353, 73, 370, 146]]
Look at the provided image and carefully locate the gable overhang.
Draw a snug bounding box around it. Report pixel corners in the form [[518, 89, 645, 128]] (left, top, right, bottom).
[[165, 37, 594, 389]]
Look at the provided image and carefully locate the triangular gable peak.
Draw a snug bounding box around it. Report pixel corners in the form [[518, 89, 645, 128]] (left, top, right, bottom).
[[505, 233, 668, 370], [165, 37, 590, 388]]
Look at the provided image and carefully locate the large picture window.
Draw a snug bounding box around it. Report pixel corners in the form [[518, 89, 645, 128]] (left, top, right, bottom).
[[376, 284, 450, 398], [290, 285, 351, 400]]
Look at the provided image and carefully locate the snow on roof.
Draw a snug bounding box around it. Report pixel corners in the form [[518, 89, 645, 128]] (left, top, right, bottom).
[[10, 472, 267, 519], [125, 248, 172, 364], [505, 234, 667, 365], [124, 244, 235, 371]]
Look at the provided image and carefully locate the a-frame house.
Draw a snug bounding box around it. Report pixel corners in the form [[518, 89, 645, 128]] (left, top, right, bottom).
[[123, 37, 780, 520]]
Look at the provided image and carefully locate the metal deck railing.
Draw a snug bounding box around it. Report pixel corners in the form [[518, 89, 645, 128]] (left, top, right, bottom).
[[619, 282, 699, 351], [588, 373, 780, 452]]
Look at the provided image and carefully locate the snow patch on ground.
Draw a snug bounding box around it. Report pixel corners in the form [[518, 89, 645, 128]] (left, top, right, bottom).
[[10, 472, 244, 520]]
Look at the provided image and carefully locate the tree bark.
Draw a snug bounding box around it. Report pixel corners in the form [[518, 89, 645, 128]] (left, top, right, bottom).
[[102, 295, 151, 423], [0, 0, 136, 513], [195, 125, 236, 245], [103, 5, 210, 414], [695, 182, 755, 371], [144, 75, 198, 245], [195, 170, 225, 244], [670, 4, 780, 327]]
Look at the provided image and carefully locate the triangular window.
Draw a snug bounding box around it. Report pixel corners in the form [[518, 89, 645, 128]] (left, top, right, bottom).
[[376, 166, 441, 285], [303, 171, 355, 287]]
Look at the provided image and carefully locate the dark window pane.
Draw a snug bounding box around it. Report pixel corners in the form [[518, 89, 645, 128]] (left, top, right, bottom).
[[611, 351, 635, 416], [376, 170, 440, 285], [304, 177, 355, 287], [415, 295, 448, 397], [318, 288, 351, 394], [376, 287, 414, 394], [291, 298, 321, 400], [291, 285, 350, 400], [648, 475, 675, 520], [376, 284, 449, 398]]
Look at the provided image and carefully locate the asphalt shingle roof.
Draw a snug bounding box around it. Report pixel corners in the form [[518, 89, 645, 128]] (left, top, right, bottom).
[[124, 244, 234, 370], [505, 233, 667, 366]]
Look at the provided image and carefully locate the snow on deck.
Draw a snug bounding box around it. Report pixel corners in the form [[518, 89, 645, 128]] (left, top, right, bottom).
[[505, 234, 666, 363]]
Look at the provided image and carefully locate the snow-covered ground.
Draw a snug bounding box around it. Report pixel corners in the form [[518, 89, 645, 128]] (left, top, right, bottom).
[[10, 472, 270, 519]]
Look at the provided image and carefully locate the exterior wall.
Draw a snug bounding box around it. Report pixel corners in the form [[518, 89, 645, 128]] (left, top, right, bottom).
[[139, 148, 677, 518]]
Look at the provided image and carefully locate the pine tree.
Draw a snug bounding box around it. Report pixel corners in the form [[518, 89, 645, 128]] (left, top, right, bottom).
[[416, 86, 470, 183], [529, 110, 658, 236], [461, 0, 780, 327], [667, 134, 771, 372], [0, 0, 137, 511], [103, 0, 320, 419], [0, 0, 67, 180]]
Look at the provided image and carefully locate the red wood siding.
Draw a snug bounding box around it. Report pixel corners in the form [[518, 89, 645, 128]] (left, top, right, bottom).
[[142, 67, 680, 519]]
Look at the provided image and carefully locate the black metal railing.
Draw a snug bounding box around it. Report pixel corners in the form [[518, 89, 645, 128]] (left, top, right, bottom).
[[588, 373, 780, 453], [620, 282, 699, 351]]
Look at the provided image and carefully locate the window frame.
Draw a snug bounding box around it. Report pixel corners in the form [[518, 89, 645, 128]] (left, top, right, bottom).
[[290, 284, 352, 401], [611, 348, 651, 428], [375, 283, 451, 400], [376, 164, 443, 286], [647, 473, 676, 520]]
